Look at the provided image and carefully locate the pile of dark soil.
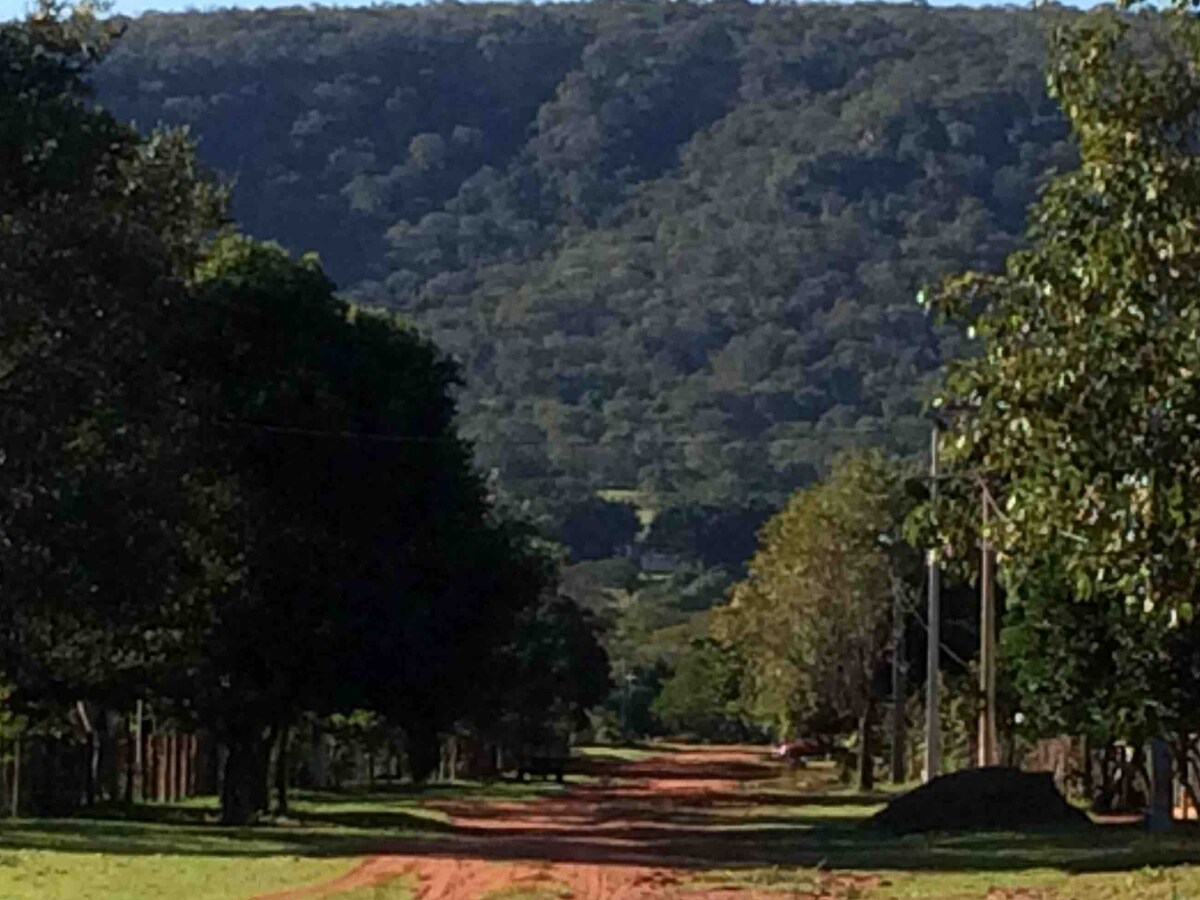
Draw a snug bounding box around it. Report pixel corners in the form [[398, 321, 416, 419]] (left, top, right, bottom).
[[866, 767, 1092, 834]]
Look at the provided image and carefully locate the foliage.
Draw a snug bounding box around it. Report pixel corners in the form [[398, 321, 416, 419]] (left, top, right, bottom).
[[922, 1, 1200, 758], [715, 451, 918, 788], [0, 4, 225, 713], [490, 594, 612, 751], [924, 6, 1200, 616], [1002, 560, 1200, 753], [651, 639, 748, 741], [92, 2, 1078, 529], [178, 234, 557, 815], [0, 7, 608, 824], [555, 498, 640, 561], [11, 752, 1200, 900]]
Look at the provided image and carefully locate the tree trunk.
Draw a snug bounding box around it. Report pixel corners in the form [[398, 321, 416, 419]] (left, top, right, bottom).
[[132, 702, 144, 804], [275, 726, 291, 816], [1174, 734, 1197, 820], [857, 698, 875, 792], [310, 723, 329, 789], [1096, 742, 1116, 812], [83, 732, 95, 807], [407, 721, 440, 784], [1119, 745, 1143, 811], [220, 731, 269, 826], [1081, 735, 1093, 805], [11, 736, 20, 817], [1147, 739, 1173, 831], [255, 726, 275, 816], [890, 585, 906, 785]]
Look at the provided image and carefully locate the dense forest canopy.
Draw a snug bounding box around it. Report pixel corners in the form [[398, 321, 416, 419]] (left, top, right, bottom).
[[92, 1, 1076, 528], [0, 6, 613, 821]]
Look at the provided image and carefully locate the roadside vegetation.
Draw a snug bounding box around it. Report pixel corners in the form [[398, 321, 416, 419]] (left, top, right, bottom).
[[6, 0, 1200, 895], [4, 752, 1200, 900]]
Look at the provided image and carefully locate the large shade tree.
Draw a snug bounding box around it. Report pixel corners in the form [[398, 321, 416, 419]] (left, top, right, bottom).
[[922, 2, 1200, 782], [925, 3, 1200, 617], [0, 7, 578, 824], [176, 234, 552, 822], [715, 451, 918, 789], [0, 4, 225, 716]]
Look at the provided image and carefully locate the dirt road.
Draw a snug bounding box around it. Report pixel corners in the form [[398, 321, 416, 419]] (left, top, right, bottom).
[[250, 745, 871, 900]]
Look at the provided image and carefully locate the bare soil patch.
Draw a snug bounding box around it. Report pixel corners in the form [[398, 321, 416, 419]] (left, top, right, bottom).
[[248, 745, 815, 900]]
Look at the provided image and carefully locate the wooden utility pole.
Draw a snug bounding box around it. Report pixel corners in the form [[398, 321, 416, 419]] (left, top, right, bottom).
[[923, 423, 941, 783], [891, 582, 906, 784], [978, 484, 998, 767]]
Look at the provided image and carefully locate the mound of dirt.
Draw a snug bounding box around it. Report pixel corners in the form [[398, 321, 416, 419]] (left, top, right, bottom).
[[866, 767, 1092, 834]]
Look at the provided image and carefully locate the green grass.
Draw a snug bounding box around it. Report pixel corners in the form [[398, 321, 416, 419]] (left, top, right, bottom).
[[0, 778, 556, 900], [0, 788, 452, 900], [325, 874, 417, 899], [573, 743, 660, 763], [693, 861, 1200, 899], [6, 757, 1200, 899], [0, 840, 350, 900], [682, 764, 1200, 898], [0, 777, 572, 900]]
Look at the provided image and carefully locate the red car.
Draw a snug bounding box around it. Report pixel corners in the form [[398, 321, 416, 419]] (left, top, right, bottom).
[[772, 739, 822, 766]]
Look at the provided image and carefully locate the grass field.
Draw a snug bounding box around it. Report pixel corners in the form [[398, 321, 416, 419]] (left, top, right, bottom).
[[572, 743, 661, 763], [0, 779, 560, 900], [2, 748, 1200, 899]]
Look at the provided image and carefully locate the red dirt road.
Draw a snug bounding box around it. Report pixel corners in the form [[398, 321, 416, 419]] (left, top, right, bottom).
[[249, 746, 870, 900]]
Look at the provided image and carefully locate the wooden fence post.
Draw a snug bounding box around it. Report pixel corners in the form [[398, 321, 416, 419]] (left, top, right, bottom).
[[156, 735, 167, 803], [133, 702, 144, 804], [175, 734, 186, 801], [168, 734, 179, 803]]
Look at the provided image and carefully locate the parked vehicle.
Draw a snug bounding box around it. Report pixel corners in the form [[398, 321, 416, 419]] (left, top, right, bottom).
[[772, 739, 822, 767]]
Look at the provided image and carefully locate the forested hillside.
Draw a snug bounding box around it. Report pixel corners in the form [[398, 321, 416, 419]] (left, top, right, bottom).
[[93, 1, 1074, 533]]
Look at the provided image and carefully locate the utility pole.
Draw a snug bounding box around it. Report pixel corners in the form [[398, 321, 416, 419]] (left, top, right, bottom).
[[923, 423, 941, 783], [891, 581, 906, 784], [978, 484, 998, 767]]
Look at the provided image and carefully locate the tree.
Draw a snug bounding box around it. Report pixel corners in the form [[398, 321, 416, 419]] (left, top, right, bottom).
[[919, 5, 1200, 801], [651, 639, 747, 741], [715, 451, 917, 789], [0, 4, 225, 721], [916, 4, 1200, 818], [92, 3, 1073, 520], [490, 592, 612, 760], [925, 5, 1200, 618], [175, 233, 520, 822], [0, 4, 595, 823], [557, 498, 640, 561]]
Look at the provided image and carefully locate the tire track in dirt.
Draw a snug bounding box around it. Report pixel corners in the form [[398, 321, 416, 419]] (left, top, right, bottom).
[[249, 746, 850, 900]]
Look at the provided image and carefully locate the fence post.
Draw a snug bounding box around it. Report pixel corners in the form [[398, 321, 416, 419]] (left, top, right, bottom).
[[175, 734, 186, 801], [133, 702, 144, 803], [168, 734, 179, 803], [156, 735, 167, 802]]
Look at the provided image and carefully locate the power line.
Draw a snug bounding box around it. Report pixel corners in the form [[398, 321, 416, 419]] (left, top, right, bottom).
[[899, 569, 972, 671], [219, 418, 931, 446]]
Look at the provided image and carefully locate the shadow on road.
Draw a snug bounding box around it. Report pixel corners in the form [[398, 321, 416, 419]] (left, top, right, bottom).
[[1, 745, 1194, 876]]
